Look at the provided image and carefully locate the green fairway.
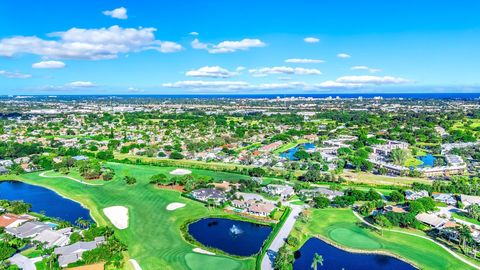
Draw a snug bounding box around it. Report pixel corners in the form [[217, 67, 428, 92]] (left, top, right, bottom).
[[13, 162, 256, 270], [291, 208, 477, 270]]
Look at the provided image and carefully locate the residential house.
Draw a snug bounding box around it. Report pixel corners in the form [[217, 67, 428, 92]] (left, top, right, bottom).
[[460, 194, 480, 207], [415, 213, 446, 229], [0, 213, 31, 228], [6, 221, 51, 238], [262, 184, 295, 200], [33, 227, 72, 248], [405, 190, 429, 201], [54, 236, 105, 267], [190, 188, 227, 203], [299, 187, 344, 200], [0, 166, 8, 175], [432, 193, 457, 205]]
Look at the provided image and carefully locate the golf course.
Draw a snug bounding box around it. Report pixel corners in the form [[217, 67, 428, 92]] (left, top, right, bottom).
[[7, 162, 258, 270], [290, 208, 478, 270]]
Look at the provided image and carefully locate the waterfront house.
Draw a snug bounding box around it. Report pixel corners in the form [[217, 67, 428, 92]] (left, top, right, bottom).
[[33, 227, 72, 248], [6, 221, 51, 239], [190, 188, 227, 203], [0, 213, 31, 228]]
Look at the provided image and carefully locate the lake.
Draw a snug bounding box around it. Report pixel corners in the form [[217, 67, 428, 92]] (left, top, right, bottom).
[[188, 217, 272, 256], [294, 238, 416, 270], [0, 180, 93, 224], [416, 154, 436, 167], [280, 143, 316, 161]]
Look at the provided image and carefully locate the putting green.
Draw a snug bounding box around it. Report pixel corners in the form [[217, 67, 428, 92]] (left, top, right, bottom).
[[184, 253, 242, 270], [328, 227, 381, 249]]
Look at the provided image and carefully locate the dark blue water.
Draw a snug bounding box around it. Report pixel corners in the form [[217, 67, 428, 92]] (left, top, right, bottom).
[[280, 143, 316, 160], [0, 181, 92, 224], [188, 218, 272, 256], [416, 154, 436, 167], [294, 238, 416, 270]]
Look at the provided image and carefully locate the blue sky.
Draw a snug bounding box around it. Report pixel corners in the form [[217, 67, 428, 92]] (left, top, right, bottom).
[[1, 0, 480, 94]]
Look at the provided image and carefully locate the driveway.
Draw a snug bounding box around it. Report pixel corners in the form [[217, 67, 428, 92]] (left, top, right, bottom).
[[9, 254, 42, 270], [261, 204, 303, 270]]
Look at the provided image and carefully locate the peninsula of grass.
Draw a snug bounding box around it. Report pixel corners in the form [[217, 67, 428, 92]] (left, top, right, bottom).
[[273, 139, 308, 155], [290, 208, 477, 270], [6, 162, 258, 270]]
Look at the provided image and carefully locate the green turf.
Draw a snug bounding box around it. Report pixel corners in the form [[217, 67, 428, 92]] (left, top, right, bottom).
[[452, 212, 480, 226], [404, 157, 423, 167], [14, 162, 256, 270], [291, 208, 477, 270]]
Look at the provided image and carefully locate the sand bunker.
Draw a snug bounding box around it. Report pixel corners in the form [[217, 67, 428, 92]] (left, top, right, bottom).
[[193, 248, 215, 255], [169, 168, 192, 175], [166, 202, 186, 211], [129, 259, 142, 270], [103, 206, 129, 230]]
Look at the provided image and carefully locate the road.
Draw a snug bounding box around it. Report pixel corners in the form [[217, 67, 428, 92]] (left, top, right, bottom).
[[352, 210, 480, 270], [261, 204, 303, 270]]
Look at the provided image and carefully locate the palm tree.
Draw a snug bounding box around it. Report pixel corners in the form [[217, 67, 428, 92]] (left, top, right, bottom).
[[311, 253, 323, 270]]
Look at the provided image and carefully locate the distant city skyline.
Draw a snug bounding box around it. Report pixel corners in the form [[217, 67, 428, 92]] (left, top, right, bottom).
[[1, 0, 480, 95]]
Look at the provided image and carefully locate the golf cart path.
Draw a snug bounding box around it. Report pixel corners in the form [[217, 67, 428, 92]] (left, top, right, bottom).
[[39, 171, 103, 186], [352, 210, 480, 270], [261, 204, 303, 270]]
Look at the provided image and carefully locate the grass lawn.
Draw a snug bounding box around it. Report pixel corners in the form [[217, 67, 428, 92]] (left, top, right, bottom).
[[11, 162, 257, 270], [273, 139, 308, 155], [452, 212, 480, 226], [290, 208, 477, 270], [341, 170, 432, 186], [404, 157, 423, 167]]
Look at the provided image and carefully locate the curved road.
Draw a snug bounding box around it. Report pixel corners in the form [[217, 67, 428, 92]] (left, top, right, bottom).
[[352, 210, 480, 270], [261, 204, 303, 270]]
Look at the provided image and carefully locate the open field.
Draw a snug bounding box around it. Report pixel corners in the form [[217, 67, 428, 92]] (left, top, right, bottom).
[[290, 208, 477, 270], [9, 162, 256, 270], [341, 170, 432, 186]]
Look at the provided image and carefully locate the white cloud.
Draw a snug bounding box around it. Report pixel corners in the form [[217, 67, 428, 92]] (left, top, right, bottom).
[[191, 38, 208, 50], [186, 66, 237, 78], [66, 81, 95, 87], [127, 87, 144, 93], [249, 66, 321, 76], [336, 75, 409, 84], [285, 58, 324, 64], [0, 25, 182, 60], [189, 32, 199, 36], [304, 37, 320, 43], [0, 70, 31, 79], [351, 66, 381, 73], [337, 53, 351, 58], [162, 74, 411, 92], [191, 38, 266, 53], [163, 80, 249, 91], [103, 7, 128, 19], [32, 60, 66, 69], [236, 66, 246, 72]]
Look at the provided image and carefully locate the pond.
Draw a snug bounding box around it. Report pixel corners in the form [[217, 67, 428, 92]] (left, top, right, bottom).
[[280, 143, 316, 161], [416, 154, 436, 167], [294, 238, 416, 270], [187, 217, 272, 256], [0, 180, 93, 224]]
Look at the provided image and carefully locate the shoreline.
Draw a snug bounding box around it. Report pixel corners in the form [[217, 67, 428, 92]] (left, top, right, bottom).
[[0, 177, 99, 225], [307, 234, 420, 269]]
